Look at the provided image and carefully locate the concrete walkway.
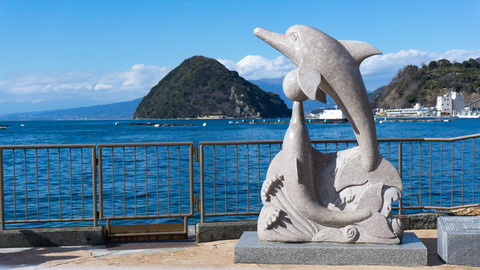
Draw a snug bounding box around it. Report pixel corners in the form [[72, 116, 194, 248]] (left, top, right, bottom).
[[0, 230, 478, 269]]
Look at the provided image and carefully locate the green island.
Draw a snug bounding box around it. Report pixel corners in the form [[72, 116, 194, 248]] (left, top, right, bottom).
[[133, 56, 291, 119]]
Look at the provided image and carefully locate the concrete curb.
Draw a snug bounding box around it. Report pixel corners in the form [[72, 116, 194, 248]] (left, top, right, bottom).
[[196, 220, 257, 243], [0, 226, 105, 248]]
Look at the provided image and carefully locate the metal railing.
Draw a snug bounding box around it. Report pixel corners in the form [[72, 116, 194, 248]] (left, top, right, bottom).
[[199, 134, 480, 222], [0, 134, 479, 228], [97, 142, 195, 221], [0, 144, 97, 229], [199, 140, 282, 223]]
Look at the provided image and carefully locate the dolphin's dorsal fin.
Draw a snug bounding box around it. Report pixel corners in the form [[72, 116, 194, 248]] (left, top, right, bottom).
[[297, 64, 326, 103], [339, 40, 382, 66]]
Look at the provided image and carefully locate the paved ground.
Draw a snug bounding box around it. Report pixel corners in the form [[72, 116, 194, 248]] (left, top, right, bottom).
[[0, 230, 478, 269]]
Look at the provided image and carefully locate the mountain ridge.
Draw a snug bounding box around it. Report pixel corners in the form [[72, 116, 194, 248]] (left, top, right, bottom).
[[0, 98, 142, 120], [373, 58, 480, 109]]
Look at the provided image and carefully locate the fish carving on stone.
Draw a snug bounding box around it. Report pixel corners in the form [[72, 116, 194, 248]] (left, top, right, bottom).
[[255, 25, 403, 244]]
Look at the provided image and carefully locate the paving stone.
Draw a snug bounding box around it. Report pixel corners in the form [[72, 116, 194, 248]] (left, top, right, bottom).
[[437, 216, 480, 266]]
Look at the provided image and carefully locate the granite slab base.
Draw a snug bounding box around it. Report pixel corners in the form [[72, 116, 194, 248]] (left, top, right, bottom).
[[438, 216, 480, 266], [235, 231, 427, 266]]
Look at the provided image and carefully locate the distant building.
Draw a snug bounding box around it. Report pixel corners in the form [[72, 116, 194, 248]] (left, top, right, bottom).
[[436, 90, 464, 116], [376, 103, 434, 117]]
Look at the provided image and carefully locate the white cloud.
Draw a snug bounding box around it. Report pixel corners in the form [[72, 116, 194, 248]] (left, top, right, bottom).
[[121, 64, 169, 88], [360, 49, 480, 89], [1, 49, 479, 113], [94, 84, 113, 91], [219, 55, 296, 80], [0, 65, 171, 105], [219, 50, 480, 91]]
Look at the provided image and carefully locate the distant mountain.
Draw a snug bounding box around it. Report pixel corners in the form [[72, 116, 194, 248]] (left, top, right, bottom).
[[249, 78, 337, 112], [0, 98, 142, 120], [374, 58, 480, 109], [367, 85, 386, 105], [134, 56, 291, 119]]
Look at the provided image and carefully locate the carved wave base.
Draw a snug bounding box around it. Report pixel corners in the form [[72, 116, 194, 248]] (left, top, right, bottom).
[[258, 147, 404, 244]]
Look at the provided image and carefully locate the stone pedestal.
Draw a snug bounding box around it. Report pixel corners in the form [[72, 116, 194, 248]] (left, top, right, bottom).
[[438, 216, 480, 266], [235, 231, 427, 266]]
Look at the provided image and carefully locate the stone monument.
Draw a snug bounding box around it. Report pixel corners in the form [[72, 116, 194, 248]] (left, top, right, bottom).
[[254, 25, 403, 244]]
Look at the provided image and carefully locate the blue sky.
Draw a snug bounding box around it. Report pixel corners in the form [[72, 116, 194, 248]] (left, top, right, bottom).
[[1, 0, 479, 114]]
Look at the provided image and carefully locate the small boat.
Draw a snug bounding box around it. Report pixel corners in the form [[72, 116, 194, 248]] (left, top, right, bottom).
[[458, 114, 480, 119], [202, 123, 207, 127]]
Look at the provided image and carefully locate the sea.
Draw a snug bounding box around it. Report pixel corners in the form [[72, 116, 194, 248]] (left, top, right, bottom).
[[1, 118, 480, 228], [1, 117, 480, 145]]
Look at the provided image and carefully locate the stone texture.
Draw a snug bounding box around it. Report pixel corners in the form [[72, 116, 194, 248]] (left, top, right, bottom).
[[254, 25, 403, 244], [0, 226, 104, 247], [235, 231, 427, 266], [196, 220, 257, 243], [401, 212, 452, 230], [437, 216, 480, 266]]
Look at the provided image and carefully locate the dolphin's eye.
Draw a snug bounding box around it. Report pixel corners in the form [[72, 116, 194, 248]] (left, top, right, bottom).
[[290, 33, 298, 41]]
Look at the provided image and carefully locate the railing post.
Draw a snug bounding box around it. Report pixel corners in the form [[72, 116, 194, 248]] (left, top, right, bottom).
[[0, 148, 4, 230], [398, 141, 403, 215], [189, 144, 194, 215], [98, 146, 103, 222], [92, 146, 98, 227], [199, 144, 205, 223]]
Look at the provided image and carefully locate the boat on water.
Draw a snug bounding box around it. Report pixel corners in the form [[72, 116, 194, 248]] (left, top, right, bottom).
[[308, 107, 348, 123], [458, 114, 480, 119]]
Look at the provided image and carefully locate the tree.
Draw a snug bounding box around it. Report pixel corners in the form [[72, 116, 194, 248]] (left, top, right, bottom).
[[438, 59, 451, 68], [462, 60, 471, 68], [428, 61, 438, 69], [469, 58, 480, 68]]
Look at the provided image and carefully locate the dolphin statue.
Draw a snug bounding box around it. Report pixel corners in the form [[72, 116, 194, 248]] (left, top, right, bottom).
[[254, 25, 381, 172], [255, 25, 403, 243]]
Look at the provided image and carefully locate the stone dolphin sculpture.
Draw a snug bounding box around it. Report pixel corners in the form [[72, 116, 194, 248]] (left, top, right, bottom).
[[254, 25, 381, 172]]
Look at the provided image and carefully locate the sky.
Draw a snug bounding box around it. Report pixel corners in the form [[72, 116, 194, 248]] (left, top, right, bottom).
[[1, 0, 479, 114]]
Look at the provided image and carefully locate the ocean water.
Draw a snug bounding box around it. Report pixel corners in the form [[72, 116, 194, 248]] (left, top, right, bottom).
[[1, 118, 480, 145], [1, 118, 480, 227]]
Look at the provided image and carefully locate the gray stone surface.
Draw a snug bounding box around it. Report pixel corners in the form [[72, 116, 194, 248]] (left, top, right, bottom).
[[402, 212, 452, 230], [254, 25, 403, 244], [235, 231, 427, 266], [196, 220, 257, 243], [438, 216, 480, 266], [0, 226, 104, 247]]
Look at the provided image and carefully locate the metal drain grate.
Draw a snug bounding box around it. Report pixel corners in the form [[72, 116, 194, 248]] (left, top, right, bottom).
[[106, 240, 197, 250]]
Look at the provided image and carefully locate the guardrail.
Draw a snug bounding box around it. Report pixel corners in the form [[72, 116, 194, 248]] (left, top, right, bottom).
[[0, 144, 97, 229], [1, 134, 479, 228], [97, 142, 195, 235], [199, 134, 480, 222]]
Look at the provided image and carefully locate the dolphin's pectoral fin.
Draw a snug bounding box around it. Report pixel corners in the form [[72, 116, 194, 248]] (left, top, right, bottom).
[[338, 40, 382, 66], [297, 64, 323, 102], [316, 89, 327, 103]]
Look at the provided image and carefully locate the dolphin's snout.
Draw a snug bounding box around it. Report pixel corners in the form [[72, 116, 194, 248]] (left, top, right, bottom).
[[253, 27, 273, 43], [253, 27, 263, 37]]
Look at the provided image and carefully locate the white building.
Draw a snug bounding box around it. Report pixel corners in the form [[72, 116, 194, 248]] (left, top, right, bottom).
[[436, 90, 464, 116], [376, 103, 434, 117]]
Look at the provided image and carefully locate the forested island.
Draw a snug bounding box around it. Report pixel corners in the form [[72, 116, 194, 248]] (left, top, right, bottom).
[[133, 56, 291, 119]]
